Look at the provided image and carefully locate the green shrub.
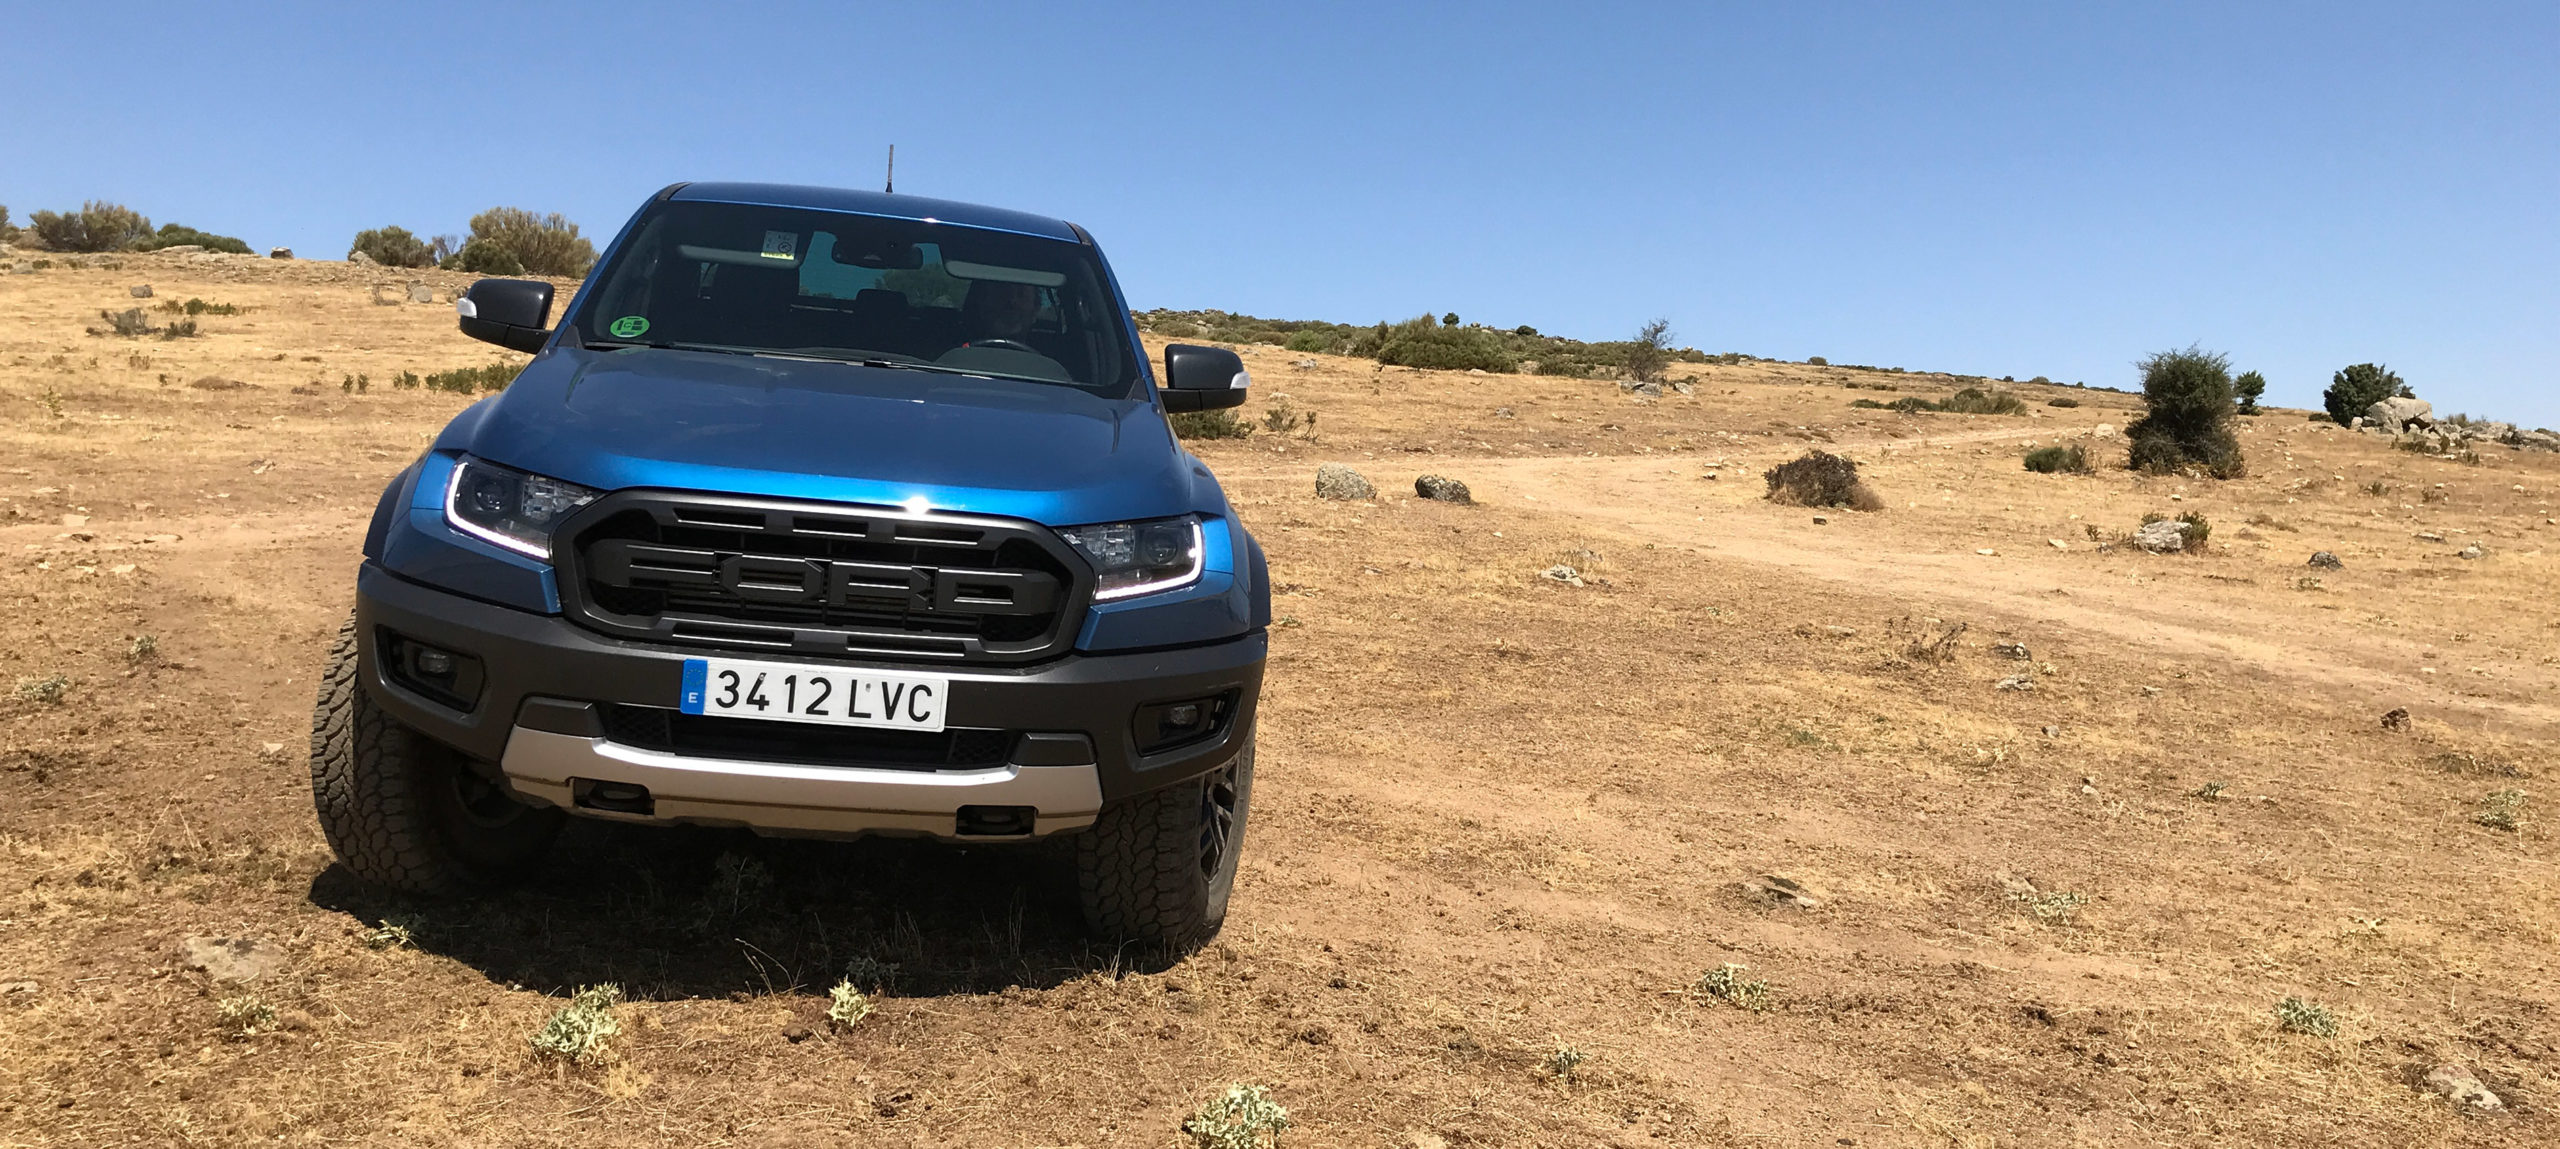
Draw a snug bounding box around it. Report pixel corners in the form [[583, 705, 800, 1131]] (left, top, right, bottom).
[[530, 984, 622, 1062], [2233, 370, 2267, 415], [1849, 398, 1887, 409], [1764, 450, 1884, 510], [2023, 444, 2090, 474], [349, 225, 437, 268], [1367, 316, 1516, 372], [421, 362, 520, 393], [1694, 963, 1771, 1010], [1282, 330, 1331, 353], [2028, 375, 2051, 385], [1887, 396, 1936, 414], [1184, 1084, 1291, 1149], [1169, 409, 1252, 439], [1513, 325, 1538, 337], [29, 202, 154, 252], [158, 298, 240, 316], [445, 207, 594, 277], [1806, 355, 1828, 366], [132, 223, 251, 254], [1624, 318, 1674, 383], [2274, 996, 2337, 1038], [2322, 363, 2409, 426], [0, 205, 15, 241], [2046, 396, 2080, 408], [442, 239, 525, 276], [2125, 346, 2244, 478], [1939, 387, 2025, 415]]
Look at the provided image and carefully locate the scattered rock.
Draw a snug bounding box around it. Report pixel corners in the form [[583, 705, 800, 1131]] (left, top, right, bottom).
[[406, 282, 435, 303], [782, 1024, 814, 1043], [2132, 519, 2187, 553], [128, 284, 152, 298], [347, 249, 377, 266], [1618, 379, 1663, 398], [2365, 396, 2434, 434], [1314, 463, 1374, 501], [1975, 548, 1999, 556], [2458, 544, 2484, 560], [2414, 532, 2445, 543], [1539, 564, 1585, 587], [268, 247, 294, 260], [1406, 1132, 1452, 1149], [2092, 423, 2117, 438], [2048, 538, 2068, 549], [1811, 515, 1829, 525], [2381, 707, 2411, 732], [2420, 1063, 2503, 1112], [1992, 642, 2031, 661], [2307, 551, 2343, 570], [179, 936, 287, 984], [1465, 368, 1487, 376], [1493, 407, 1515, 418], [1414, 475, 1472, 504], [2041, 725, 2061, 738], [1747, 874, 1825, 909], [1995, 675, 2034, 692], [1290, 358, 1316, 370]]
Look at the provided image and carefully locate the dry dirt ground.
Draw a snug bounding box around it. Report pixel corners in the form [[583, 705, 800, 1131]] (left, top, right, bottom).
[[2, 252, 2555, 1147]]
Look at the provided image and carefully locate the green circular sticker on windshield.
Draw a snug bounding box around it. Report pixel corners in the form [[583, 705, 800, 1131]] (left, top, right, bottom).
[[608, 315, 650, 338]]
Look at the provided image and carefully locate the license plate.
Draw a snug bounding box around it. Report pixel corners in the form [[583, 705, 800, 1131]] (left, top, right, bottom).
[[679, 657, 948, 732]]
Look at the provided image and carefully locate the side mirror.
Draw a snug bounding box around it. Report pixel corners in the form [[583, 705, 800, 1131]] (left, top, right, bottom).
[[1160, 343, 1249, 413], [457, 279, 555, 353]]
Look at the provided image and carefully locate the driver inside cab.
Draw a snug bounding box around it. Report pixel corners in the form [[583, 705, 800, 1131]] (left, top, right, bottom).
[[960, 280, 1039, 347]]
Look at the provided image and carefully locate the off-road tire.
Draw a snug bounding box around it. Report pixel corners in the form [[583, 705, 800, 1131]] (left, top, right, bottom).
[[308, 615, 562, 895], [1074, 739, 1252, 947]]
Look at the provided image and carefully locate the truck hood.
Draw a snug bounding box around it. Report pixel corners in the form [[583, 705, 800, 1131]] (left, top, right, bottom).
[[454, 347, 1212, 525]]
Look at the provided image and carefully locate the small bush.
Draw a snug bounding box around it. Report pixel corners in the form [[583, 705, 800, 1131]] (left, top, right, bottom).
[[1368, 316, 1516, 372], [1184, 1084, 1291, 1149], [1514, 325, 1538, 337], [422, 362, 520, 393], [2029, 375, 2052, 384], [2233, 369, 2267, 415], [1259, 396, 1312, 435], [160, 318, 199, 340], [1170, 409, 1252, 440], [1849, 398, 1887, 409], [2023, 444, 2090, 474], [1939, 386, 2026, 415], [0, 205, 14, 241], [132, 223, 250, 254], [13, 674, 70, 704], [826, 979, 875, 1029], [349, 225, 437, 268], [1694, 963, 1770, 1011], [2126, 346, 2244, 478], [2012, 889, 2089, 923], [28, 201, 153, 252], [364, 915, 421, 950], [1546, 1044, 1589, 1080], [2046, 396, 2080, 408], [2475, 789, 2526, 831], [1805, 355, 1829, 366], [1624, 318, 1673, 383], [447, 207, 595, 277], [158, 297, 240, 316], [2323, 363, 2409, 426], [1764, 450, 1883, 510], [126, 635, 158, 663], [2275, 996, 2337, 1037], [530, 984, 622, 1062], [1281, 330, 1331, 353], [216, 995, 278, 1038], [1441, 312, 1460, 327]]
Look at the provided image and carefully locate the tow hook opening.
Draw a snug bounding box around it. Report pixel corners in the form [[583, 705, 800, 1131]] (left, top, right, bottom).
[[955, 805, 1036, 837], [572, 778, 654, 816]]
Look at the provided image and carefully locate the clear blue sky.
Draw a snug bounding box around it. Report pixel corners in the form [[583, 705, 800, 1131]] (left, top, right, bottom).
[[7, 2, 2554, 426]]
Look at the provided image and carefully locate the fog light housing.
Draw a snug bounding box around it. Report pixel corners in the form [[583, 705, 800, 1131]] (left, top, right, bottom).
[[1133, 693, 1235, 756], [378, 630, 486, 712]]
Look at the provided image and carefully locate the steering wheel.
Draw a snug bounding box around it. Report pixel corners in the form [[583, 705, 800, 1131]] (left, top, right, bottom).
[[965, 338, 1040, 354]]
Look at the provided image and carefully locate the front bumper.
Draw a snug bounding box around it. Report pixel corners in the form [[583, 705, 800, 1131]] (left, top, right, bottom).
[[353, 562, 1264, 838]]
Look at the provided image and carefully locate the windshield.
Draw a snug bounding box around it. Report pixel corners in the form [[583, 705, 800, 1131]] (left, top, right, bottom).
[[569, 200, 1139, 397]]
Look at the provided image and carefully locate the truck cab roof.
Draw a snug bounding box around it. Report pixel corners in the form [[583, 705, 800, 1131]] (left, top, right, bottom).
[[666, 181, 1083, 244]]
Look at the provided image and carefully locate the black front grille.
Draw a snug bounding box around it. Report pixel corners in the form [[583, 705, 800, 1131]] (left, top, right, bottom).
[[555, 492, 1086, 663], [600, 704, 1017, 771]]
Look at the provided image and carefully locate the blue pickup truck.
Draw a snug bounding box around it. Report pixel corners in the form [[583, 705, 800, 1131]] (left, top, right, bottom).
[[309, 183, 1269, 945]]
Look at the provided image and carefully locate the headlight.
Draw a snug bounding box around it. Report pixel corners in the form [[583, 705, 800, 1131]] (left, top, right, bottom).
[[443, 455, 599, 560], [1057, 515, 1203, 600]]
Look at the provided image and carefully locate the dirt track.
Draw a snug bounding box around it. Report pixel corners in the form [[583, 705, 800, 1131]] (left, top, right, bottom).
[[2, 253, 2554, 1146]]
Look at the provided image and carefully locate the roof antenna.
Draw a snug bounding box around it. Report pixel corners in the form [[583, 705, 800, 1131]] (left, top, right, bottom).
[[884, 144, 895, 194]]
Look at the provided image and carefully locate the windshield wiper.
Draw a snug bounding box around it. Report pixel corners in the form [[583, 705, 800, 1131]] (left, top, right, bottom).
[[586, 338, 756, 357]]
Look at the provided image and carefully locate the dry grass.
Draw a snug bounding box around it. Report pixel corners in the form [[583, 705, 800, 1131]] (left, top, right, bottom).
[[0, 254, 2555, 1145]]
